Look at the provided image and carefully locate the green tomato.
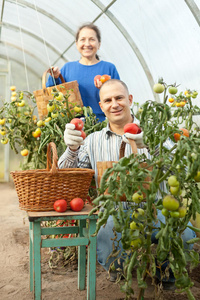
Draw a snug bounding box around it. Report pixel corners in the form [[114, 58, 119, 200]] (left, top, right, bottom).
[[18, 100, 25, 107], [194, 171, 200, 182], [130, 221, 139, 230], [51, 111, 59, 118], [153, 83, 165, 94], [170, 186, 182, 196], [0, 118, 6, 125], [178, 207, 187, 218], [168, 175, 179, 187], [163, 195, 179, 211], [54, 92, 64, 101], [130, 238, 142, 249], [168, 86, 178, 95], [132, 208, 145, 219], [47, 103, 55, 112], [37, 120, 45, 127], [161, 208, 170, 217], [191, 94, 197, 99], [1, 138, 8, 144], [170, 211, 180, 218], [132, 192, 143, 203], [0, 128, 6, 136]]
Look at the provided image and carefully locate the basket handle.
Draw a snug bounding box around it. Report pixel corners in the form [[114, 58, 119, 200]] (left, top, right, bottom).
[[42, 69, 65, 90], [119, 139, 137, 159], [46, 142, 58, 174]]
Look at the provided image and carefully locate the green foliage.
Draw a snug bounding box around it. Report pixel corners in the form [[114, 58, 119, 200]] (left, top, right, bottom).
[[0, 88, 107, 170], [91, 80, 200, 299]]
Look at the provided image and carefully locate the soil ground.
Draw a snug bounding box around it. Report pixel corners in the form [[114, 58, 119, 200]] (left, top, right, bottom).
[[1, 182, 200, 300]]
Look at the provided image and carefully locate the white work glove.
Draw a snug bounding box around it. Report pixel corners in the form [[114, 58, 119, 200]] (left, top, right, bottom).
[[64, 124, 84, 150], [122, 131, 146, 149]]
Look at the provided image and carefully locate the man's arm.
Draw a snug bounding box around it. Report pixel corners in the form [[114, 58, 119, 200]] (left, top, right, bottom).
[[58, 147, 79, 168], [58, 142, 92, 170]]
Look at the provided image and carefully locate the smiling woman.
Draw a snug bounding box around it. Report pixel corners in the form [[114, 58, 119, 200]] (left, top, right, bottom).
[[46, 23, 120, 122]]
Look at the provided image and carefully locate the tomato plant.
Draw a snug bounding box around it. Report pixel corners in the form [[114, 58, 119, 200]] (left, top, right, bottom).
[[70, 198, 84, 211], [53, 199, 67, 212], [90, 78, 200, 299], [0, 85, 107, 170]]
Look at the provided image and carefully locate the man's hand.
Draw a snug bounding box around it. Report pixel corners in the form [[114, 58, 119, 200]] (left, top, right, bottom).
[[64, 124, 84, 150], [47, 66, 61, 79], [122, 131, 146, 148]]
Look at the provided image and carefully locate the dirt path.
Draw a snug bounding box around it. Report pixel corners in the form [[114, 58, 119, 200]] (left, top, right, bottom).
[[1, 182, 200, 300]]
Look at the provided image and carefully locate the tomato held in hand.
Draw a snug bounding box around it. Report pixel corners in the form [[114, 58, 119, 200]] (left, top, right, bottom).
[[70, 198, 84, 212], [70, 118, 84, 130], [124, 123, 141, 134], [94, 75, 101, 83], [80, 130, 86, 140], [54, 199, 67, 212], [100, 74, 111, 83]]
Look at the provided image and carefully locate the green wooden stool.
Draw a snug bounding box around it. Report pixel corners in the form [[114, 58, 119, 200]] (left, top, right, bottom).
[[28, 204, 98, 300]]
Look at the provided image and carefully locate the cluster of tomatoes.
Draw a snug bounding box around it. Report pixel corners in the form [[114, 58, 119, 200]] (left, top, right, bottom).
[[53, 197, 84, 213], [94, 74, 111, 84], [153, 81, 198, 108], [0, 86, 34, 150], [161, 175, 187, 218]]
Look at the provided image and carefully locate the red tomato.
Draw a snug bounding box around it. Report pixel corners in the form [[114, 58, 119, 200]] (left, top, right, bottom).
[[70, 118, 84, 130], [53, 199, 67, 212], [100, 74, 111, 83], [80, 130, 86, 140], [124, 123, 141, 134], [94, 75, 101, 83], [70, 198, 84, 212], [174, 128, 189, 142]]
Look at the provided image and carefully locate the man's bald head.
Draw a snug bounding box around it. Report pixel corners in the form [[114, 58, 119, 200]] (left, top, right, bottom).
[[99, 79, 130, 101]]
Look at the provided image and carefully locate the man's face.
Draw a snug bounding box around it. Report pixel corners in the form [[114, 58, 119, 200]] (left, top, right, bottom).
[[99, 82, 133, 125]]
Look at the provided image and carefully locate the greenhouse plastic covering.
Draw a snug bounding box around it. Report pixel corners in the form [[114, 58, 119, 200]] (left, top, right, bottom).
[[1, 0, 200, 104]]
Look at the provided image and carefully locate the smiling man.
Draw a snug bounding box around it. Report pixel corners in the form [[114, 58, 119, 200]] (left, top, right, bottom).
[[58, 79, 147, 279], [58, 79, 146, 182]]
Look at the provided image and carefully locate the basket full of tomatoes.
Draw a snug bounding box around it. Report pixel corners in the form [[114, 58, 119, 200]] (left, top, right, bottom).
[[10, 142, 94, 211]]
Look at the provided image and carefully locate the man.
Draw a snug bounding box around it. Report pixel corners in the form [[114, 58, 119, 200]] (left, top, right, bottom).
[[58, 79, 195, 284], [58, 79, 147, 279]]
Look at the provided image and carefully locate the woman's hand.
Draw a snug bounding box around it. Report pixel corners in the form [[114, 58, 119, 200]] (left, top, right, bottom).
[[94, 78, 103, 89], [47, 66, 61, 79]]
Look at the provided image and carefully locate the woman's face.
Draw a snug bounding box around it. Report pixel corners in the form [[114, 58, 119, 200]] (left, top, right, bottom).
[[76, 28, 100, 60]]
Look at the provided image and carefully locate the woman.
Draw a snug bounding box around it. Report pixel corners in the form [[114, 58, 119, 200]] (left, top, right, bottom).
[[46, 23, 120, 122]]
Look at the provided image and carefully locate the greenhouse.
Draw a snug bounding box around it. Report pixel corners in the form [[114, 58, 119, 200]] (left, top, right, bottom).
[[1, 1, 200, 300]]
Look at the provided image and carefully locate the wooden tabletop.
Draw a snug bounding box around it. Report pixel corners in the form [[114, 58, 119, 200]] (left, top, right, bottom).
[[27, 203, 98, 220]]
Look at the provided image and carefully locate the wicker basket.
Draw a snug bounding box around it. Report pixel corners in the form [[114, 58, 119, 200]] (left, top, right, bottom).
[[97, 140, 152, 201], [10, 142, 95, 212], [33, 69, 83, 119]]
